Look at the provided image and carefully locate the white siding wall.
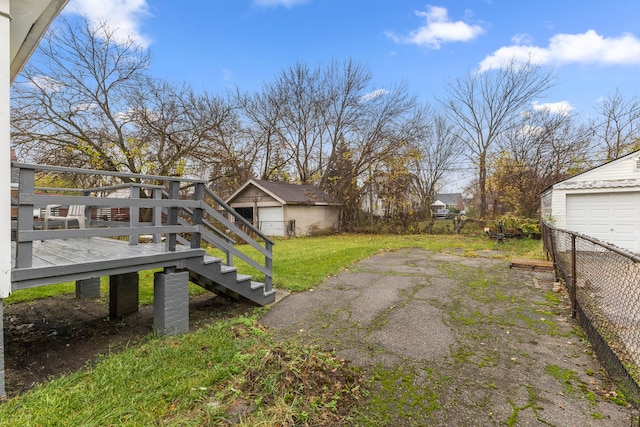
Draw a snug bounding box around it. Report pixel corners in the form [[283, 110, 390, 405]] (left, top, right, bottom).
[[563, 154, 639, 182], [549, 152, 640, 229], [545, 151, 640, 253], [284, 205, 340, 236], [540, 190, 553, 222]]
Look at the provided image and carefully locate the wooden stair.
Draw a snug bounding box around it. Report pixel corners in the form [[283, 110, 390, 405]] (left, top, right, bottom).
[[509, 258, 554, 271], [187, 254, 275, 306]]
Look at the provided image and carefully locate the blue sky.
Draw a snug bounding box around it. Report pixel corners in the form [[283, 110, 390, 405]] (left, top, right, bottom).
[[61, 0, 640, 119]]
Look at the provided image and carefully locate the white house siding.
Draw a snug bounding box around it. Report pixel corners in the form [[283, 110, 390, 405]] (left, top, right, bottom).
[[544, 151, 640, 254], [540, 190, 552, 221], [284, 205, 340, 235], [230, 187, 279, 206]]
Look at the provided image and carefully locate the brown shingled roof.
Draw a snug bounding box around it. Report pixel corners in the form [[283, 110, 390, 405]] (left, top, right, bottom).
[[229, 179, 341, 205]]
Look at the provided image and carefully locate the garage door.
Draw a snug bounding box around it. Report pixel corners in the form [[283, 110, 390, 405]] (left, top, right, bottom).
[[566, 192, 640, 253], [258, 207, 284, 236]]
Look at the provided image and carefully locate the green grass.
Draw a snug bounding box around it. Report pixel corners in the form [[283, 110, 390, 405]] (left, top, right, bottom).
[[7, 233, 543, 302], [0, 313, 362, 426], [5, 272, 207, 305], [0, 234, 545, 424]]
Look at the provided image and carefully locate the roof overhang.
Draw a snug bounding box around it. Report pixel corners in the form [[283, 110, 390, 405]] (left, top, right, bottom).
[[9, 0, 68, 82]]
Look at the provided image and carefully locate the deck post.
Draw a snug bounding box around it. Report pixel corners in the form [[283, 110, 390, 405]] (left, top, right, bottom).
[[76, 277, 101, 299], [166, 181, 179, 252], [191, 183, 204, 249], [109, 272, 139, 318], [15, 167, 35, 268], [153, 269, 189, 336], [129, 185, 140, 245], [152, 188, 162, 243]]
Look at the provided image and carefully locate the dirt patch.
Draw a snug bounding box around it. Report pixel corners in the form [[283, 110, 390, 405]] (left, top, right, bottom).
[[4, 292, 253, 396]]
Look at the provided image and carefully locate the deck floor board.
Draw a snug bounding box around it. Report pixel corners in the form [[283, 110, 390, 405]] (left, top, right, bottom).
[[11, 237, 204, 289]]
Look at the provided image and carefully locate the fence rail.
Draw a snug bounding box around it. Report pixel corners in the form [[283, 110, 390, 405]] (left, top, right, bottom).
[[542, 220, 640, 402]]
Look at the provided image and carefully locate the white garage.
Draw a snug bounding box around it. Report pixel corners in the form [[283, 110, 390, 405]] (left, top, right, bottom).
[[258, 206, 284, 236], [541, 150, 640, 254], [566, 192, 640, 252]]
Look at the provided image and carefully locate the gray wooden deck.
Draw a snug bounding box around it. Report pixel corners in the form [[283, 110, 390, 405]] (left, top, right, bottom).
[[11, 238, 205, 290]]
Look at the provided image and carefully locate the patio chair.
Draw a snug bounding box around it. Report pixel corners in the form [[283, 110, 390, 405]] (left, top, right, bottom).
[[44, 204, 87, 229]]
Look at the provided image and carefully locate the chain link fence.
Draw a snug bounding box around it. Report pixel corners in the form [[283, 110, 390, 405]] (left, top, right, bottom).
[[542, 221, 640, 403]]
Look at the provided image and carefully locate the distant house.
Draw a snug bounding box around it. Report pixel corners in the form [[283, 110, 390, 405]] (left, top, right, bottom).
[[541, 150, 640, 254], [226, 180, 342, 237], [431, 193, 465, 212]]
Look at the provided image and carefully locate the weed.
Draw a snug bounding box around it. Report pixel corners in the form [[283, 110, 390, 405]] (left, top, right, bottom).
[[356, 365, 444, 425], [506, 386, 546, 426], [543, 291, 563, 305], [545, 364, 578, 394]]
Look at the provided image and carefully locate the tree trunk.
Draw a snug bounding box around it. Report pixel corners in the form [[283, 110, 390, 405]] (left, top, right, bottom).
[[478, 153, 487, 219]]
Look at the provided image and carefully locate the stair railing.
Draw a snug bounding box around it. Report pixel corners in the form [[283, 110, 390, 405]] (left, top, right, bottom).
[[172, 182, 274, 295], [11, 163, 274, 295]]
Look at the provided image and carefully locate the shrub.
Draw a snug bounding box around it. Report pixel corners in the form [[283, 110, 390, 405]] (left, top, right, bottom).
[[498, 213, 540, 237]]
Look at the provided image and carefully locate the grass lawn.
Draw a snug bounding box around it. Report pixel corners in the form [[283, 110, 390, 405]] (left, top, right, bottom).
[[0, 233, 545, 425]]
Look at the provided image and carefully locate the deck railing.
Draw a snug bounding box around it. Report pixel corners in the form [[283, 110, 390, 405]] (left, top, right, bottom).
[[11, 162, 274, 293]]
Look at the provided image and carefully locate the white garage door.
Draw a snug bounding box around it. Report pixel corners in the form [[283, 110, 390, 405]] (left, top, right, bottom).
[[258, 207, 284, 236], [566, 192, 640, 253]]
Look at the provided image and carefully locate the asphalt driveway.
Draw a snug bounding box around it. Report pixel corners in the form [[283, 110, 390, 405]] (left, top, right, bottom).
[[261, 248, 636, 426]]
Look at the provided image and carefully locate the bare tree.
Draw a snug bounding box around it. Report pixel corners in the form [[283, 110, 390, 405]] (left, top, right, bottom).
[[340, 83, 423, 228], [235, 59, 424, 230], [317, 59, 371, 189], [593, 88, 640, 160], [11, 16, 243, 186], [441, 59, 555, 218], [129, 77, 249, 190], [410, 111, 463, 221], [271, 62, 325, 183], [489, 107, 592, 217], [11, 17, 149, 175], [233, 86, 292, 182]]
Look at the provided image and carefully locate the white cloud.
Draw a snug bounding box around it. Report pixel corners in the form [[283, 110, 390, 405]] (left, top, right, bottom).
[[386, 5, 484, 49], [517, 124, 544, 138], [31, 75, 62, 92], [360, 88, 389, 103], [66, 0, 152, 47], [71, 102, 99, 114], [532, 101, 574, 115], [253, 0, 310, 8], [510, 33, 533, 45], [479, 30, 640, 71]]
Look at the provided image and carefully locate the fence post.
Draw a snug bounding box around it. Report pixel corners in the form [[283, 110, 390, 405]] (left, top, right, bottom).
[[548, 228, 560, 282], [571, 234, 577, 319]]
